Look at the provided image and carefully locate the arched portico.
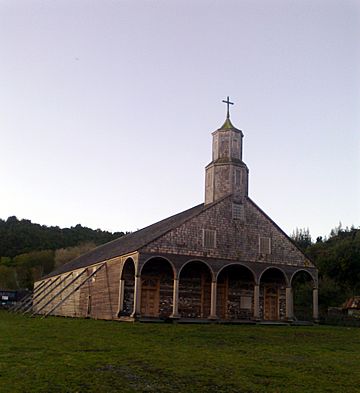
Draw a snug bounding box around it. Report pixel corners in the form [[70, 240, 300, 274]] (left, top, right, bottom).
[[259, 267, 287, 321], [291, 269, 316, 321], [138, 257, 175, 318], [178, 260, 213, 319], [118, 257, 135, 317], [216, 264, 256, 320]]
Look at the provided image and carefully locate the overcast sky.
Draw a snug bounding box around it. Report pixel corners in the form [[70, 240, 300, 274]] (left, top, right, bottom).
[[1, 0, 359, 239]]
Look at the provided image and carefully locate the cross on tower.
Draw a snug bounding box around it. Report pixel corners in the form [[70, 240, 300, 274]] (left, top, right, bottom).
[[222, 96, 234, 119]]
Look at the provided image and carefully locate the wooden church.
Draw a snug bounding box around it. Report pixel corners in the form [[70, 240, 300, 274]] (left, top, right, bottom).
[[31, 99, 318, 322]]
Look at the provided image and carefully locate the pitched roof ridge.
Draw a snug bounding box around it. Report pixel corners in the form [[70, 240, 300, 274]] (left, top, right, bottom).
[[138, 194, 232, 251], [129, 202, 205, 251], [246, 197, 315, 267]]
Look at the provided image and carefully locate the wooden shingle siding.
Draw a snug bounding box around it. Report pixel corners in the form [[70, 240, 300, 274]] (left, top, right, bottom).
[[142, 196, 311, 268]]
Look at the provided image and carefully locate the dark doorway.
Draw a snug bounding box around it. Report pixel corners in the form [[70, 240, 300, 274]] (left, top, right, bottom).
[[178, 261, 212, 318], [217, 265, 255, 320]]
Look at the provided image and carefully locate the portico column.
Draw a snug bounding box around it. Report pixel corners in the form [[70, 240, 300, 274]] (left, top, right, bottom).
[[131, 275, 141, 318], [117, 279, 125, 316], [171, 278, 180, 318], [209, 280, 218, 320], [285, 286, 293, 320], [313, 287, 319, 321], [253, 284, 260, 320]]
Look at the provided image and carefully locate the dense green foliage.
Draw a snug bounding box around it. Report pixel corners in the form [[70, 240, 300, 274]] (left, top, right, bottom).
[[0, 311, 359, 393], [0, 216, 124, 257], [291, 225, 360, 312], [0, 216, 125, 290]]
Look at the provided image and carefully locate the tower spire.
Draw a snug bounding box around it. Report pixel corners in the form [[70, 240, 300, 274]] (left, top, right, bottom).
[[205, 97, 248, 205], [222, 96, 234, 119]]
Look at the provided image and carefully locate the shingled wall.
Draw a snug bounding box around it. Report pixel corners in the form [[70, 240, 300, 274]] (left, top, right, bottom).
[[141, 195, 312, 269]]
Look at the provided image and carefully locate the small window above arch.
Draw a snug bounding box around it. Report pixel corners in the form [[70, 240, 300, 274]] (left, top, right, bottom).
[[259, 237, 271, 254]]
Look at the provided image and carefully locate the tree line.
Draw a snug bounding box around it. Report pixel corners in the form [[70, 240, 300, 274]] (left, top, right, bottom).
[[0, 216, 126, 290], [291, 224, 360, 312]]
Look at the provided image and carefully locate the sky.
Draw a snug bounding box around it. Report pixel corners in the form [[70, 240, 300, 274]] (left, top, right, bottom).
[[0, 0, 359, 240]]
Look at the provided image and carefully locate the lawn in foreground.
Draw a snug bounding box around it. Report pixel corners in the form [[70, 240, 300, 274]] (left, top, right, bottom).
[[0, 311, 359, 393]]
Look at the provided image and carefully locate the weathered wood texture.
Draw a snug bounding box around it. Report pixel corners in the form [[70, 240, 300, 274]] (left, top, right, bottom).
[[141, 196, 311, 268], [178, 263, 212, 318], [33, 260, 121, 320]]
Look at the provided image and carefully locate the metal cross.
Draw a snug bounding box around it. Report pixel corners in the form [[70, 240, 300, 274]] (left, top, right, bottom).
[[222, 96, 234, 119]]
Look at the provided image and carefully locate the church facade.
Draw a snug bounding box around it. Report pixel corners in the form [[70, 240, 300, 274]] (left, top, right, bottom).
[[31, 102, 318, 322]]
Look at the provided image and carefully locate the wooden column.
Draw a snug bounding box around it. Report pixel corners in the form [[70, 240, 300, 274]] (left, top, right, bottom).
[[171, 278, 180, 318], [285, 286, 293, 320], [253, 284, 260, 320], [313, 287, 319, 321], [117, 279, 125, 316], [209, 280, 218, 320], [131, 275, 141, 318]]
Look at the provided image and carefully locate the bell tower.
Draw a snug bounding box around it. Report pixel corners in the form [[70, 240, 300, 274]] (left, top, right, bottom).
[[205, 97, 249, 205]]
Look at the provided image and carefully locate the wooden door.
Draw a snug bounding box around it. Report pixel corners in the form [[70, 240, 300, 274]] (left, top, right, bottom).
[[264, 286, 278, 320], [141, 277, 160, 317]]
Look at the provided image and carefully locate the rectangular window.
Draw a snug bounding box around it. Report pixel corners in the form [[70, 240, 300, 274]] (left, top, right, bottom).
[[203, 229, 216, 248], [234, 169, 241, 186], [232, 203, 245, 220], [259, 237, 271, 254]]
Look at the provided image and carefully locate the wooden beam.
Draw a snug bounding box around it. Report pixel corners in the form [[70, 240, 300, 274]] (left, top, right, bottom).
[[23, 274, 71, 314], [31, 270, 84, 316], [11, 292, 33, 313], [43, 263, 106, 318], [14, 278, 54, 313], [20, 276, 63, 313], [10, 281, 46, 312]]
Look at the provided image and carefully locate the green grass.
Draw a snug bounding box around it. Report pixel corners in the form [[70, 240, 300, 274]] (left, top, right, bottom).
[[0, 311, 359, 392]]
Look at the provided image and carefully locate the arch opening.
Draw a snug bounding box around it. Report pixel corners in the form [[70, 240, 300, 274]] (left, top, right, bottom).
[[259, 268, 287, 321], [291, 270, 314, 321], [119, 258, 135, 316], [217, 264, 255, 320], [140, 257, 174, 318], [178, 261, 212, 318]]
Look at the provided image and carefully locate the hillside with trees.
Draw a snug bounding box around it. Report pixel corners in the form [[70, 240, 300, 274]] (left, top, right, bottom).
[[291, 225, 360, 313], [0, 217, 125, 290]]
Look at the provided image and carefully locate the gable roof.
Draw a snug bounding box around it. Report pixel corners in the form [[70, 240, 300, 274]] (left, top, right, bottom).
[[40, 194, 314, 281], [42, 201, 209, 279], [247, 197, 315, 267]]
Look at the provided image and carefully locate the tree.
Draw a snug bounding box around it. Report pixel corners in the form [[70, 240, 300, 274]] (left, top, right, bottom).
[[291, 227, 312, 250], [54, 242, 97, 268], [0, 265, 17, 289]]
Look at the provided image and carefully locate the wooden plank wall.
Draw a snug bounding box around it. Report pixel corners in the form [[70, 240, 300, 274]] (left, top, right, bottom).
[[33, 260, 122, 320]]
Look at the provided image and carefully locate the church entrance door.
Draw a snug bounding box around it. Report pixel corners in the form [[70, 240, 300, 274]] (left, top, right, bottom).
[[141, 277, 160, 317], [264, 286, 278, 320]]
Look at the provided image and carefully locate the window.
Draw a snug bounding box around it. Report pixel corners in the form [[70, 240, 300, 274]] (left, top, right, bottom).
[[203, 229, 216, 248], [234, 169, 241, 186], [213, 139, 218, 159], [259, 237, 271, 254], [232, 203, 245, 220]]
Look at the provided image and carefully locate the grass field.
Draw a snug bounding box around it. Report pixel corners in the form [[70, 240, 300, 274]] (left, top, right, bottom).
[[0, 311, 359, 393]]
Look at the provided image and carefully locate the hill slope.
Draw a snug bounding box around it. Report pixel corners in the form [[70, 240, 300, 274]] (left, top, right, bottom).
[[0, 216, 125, 289]]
